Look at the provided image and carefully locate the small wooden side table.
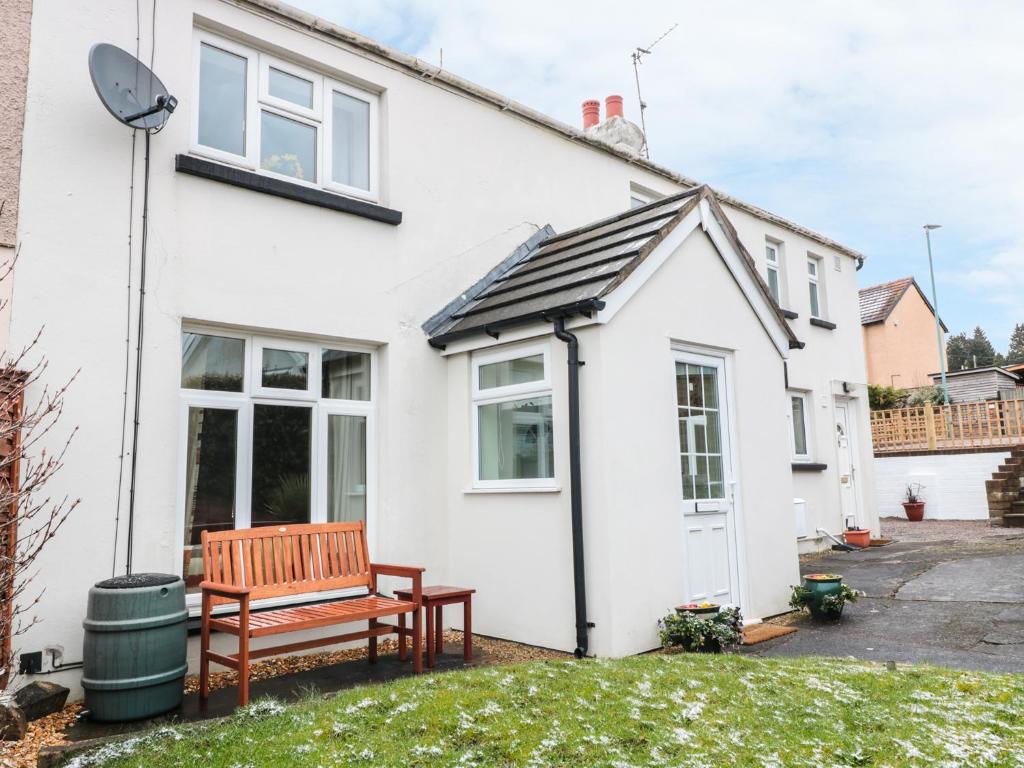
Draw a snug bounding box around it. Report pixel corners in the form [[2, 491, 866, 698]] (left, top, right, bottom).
[[395, 585, 476, 668]]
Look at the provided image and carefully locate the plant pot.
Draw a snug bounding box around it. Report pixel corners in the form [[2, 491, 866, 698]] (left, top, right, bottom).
[[843, 529, 870, 548], [902, 501, 925, 522], [675, 603, 720, 616], [802, 574, 843, 620]]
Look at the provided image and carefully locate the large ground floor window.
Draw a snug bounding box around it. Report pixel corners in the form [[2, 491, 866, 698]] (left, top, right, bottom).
[[179, 328, 374, 594]]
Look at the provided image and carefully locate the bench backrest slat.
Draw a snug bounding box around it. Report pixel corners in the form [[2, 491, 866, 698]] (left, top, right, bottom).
[[201, 522, 372, 605]]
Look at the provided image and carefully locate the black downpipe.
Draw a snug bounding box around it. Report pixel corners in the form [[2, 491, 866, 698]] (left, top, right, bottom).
[[552, 318, 589, 658]]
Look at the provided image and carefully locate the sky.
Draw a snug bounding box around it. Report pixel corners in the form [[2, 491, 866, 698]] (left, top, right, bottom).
[[292, 0, 1024, 349]]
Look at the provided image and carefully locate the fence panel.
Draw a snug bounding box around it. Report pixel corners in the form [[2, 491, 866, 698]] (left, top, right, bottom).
[[871, 399, 1024, 453]]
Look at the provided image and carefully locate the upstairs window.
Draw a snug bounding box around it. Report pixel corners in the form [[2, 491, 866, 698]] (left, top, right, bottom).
[[472, 345, 555, 488], [807, 257, 822, 318], [765, 241, 782, 304], [193, 30, 379, 201]]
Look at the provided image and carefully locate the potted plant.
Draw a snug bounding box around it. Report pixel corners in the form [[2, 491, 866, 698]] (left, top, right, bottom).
[[675, 601, 720, 616], [658, 606, 742, 652], [790, 573, 862, 620], [843, 527, 870, 548], [902, 483, 925, 522]]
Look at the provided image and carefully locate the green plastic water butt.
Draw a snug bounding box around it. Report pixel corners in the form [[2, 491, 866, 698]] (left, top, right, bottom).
[[82, 573, 188, 722]]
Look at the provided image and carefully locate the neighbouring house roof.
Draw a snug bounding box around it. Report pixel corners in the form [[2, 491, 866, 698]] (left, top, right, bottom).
[[239, 0, 865, 264], [1005, 362, 1024, 374], [424, 186, 801, 351], [858, 276, 947, 332], [929, 366, 1021, 380]]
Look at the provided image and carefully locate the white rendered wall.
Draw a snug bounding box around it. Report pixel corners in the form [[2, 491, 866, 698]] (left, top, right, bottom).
[[874, 451, 1008, 521], [10, 0, 868, 692]]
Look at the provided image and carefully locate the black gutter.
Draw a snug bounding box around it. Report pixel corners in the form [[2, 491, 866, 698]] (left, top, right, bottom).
[[428, 298, 605, 349], [552, 317, 590, 658]]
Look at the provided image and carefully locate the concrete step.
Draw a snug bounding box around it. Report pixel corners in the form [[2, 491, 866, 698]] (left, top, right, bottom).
[[1001, 513, 1024, 527]]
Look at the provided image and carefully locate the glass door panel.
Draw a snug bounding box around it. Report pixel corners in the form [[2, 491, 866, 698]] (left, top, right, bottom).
[[676, 362, 726, 502], [183, 406, 238, 593], [326, 413, 367, 523], [251, 404, 312, 527]]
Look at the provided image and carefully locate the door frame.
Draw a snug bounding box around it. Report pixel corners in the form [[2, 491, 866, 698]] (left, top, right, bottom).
[[832, 396, 863, 529], [670, 343, 748, 613]]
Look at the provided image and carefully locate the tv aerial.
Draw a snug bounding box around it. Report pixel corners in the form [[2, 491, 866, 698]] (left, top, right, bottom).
[[88, 43, 178, 575], [631, 23, 677, 159]]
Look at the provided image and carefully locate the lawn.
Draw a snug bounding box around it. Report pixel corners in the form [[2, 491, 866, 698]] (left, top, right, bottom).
[[71, 654, 1024, 767]]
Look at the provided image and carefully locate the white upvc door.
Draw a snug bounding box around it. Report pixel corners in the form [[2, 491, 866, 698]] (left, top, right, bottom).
[[834, 398, 862, 528], [674, 350, 740, 607]]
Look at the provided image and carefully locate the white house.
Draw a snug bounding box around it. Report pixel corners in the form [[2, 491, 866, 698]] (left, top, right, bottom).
[[4, 0, 877, 693]]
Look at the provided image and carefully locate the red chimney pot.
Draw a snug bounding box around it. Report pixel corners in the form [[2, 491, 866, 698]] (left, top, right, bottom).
[[605, 94, 624, 119], [582, 99, 600, 129]]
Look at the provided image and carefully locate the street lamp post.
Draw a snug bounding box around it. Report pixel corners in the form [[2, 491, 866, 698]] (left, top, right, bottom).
[[924, 224, 949, 405]]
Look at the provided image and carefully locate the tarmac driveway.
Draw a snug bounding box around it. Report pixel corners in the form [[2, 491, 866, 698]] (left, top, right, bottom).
[[743, 521, 1024, 673]]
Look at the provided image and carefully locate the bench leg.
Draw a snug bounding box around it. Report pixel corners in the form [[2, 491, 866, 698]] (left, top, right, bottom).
[[412, 605, 423, 674], [237, 602, 250, 707], [368, 618, 378, 664], [463, 597, 473, 662], [435, 605, 444, 659], [398, 612, 407, 662], [199, 592, 211, 702], [425, 601, 435, 669]]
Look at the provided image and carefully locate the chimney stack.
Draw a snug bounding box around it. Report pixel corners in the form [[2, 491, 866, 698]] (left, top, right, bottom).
[[605, 94, 624, 119], [582, 99, 600, 129]]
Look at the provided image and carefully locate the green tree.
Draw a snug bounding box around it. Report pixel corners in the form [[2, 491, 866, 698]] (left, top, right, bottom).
[[946, 332, 970, 371], [967, 326, 997, 368], [1007, 323, 1024, 364]]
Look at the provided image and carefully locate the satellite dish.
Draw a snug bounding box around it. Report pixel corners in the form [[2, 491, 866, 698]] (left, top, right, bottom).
[[88, 43, 177, 130]]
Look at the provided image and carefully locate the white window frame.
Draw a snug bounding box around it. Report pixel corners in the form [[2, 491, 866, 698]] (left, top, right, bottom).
[[176, 326, 377, 612], [629, 183, 663, 209], [765, 239, 782, 304], [191, 29, 381, 203], [258, 55, 322, 120], [191, 31, 259, 169], [789, 390, 812, 461], [807, 256, 823, 319], [323, 78, 381, 203], [251, 336, 320, 400], [470, 342, 556, 490]]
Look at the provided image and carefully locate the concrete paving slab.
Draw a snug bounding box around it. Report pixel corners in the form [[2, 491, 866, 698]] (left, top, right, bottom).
[[896, 554, 1024, 603], [747, 531, 1024, 673]]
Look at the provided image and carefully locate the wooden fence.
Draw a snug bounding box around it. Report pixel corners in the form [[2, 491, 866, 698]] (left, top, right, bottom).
[[871, 399, 1024, 453]]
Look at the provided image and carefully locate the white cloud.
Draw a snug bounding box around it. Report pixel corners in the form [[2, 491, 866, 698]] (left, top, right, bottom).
[[290, 0, 1024, 345]]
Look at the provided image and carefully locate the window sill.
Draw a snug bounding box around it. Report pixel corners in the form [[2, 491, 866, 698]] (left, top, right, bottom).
[[463, 485, 562, 494], [792, 462, 828, 472], [175, 154, 402, 226], [809, 317, 837, 330], [780, 308, 799, 320]]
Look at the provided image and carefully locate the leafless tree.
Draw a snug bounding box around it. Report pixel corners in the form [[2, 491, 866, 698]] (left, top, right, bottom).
[[0, 249, 79, 687]]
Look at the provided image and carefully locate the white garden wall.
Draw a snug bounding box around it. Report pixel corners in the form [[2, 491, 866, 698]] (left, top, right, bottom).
[[873, 451, 1008, 520]]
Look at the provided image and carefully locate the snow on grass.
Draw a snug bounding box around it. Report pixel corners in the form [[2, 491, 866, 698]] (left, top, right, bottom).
[[87, 655, 1024, 768]]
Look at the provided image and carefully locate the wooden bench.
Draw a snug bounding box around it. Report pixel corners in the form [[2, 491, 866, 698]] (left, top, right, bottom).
[[199, 521, 423, 706]]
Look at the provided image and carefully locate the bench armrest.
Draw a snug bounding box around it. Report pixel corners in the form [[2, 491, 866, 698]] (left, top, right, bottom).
[[370, 563, 423, 603], [199, 581, 251, 600]]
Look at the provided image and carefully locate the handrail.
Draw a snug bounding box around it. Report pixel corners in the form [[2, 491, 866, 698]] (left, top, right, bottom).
[[871, 399, 1024, 453]]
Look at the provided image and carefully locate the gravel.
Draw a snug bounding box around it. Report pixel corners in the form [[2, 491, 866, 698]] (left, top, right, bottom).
[[185, 631, 567, 695], [879, 516, 1022, 542], [0, 702, 81, 768]]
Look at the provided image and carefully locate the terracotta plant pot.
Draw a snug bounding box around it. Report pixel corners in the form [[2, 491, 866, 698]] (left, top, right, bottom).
[[843, 529, 870, 548], [902, 501, 925, 522]]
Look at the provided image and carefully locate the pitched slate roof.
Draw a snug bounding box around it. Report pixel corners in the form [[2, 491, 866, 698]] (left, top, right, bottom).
[[858, 276, 947, 332], [425, 186, 800, 350]]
